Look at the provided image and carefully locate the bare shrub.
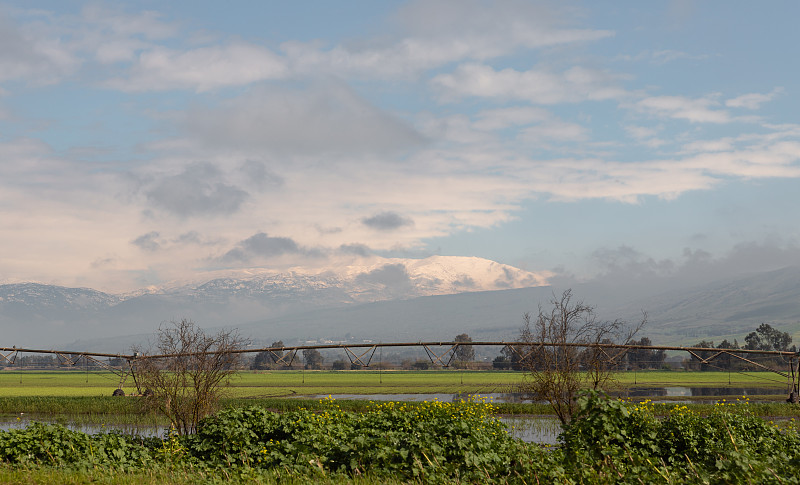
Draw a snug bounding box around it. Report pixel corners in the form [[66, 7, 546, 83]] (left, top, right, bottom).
[[518, 289, 645, 424], [132, 319, 246, 435]]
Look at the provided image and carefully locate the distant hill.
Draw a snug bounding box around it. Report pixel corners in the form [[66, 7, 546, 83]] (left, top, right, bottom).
[[613, 266, 800, 346], [0, 256, 548, 348], [4, 262, 800, 353]]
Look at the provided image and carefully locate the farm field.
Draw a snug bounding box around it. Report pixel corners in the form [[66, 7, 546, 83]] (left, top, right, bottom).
[[0, 369, 788, 398]]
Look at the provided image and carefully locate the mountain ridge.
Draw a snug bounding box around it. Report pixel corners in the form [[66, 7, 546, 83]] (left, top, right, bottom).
[[3, 261, 800, 352]]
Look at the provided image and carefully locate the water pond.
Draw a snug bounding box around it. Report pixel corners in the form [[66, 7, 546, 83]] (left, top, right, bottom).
[[0, 414, 166, 437], [300, 386, 788, 404]]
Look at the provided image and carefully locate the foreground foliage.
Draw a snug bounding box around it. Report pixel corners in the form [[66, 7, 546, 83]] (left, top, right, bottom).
[[1, 394, 799, 483]]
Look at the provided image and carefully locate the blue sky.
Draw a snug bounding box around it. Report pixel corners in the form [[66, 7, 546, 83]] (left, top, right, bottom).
[[1, 0, 799, 292]]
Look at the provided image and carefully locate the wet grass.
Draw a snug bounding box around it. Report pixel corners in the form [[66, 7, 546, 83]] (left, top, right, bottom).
[[0, 369, 786, 398], [0, 464, 413, 485], [1, 369, 796, 425]]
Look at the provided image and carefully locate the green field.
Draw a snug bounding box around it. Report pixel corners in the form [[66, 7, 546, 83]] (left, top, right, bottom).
[[0, 369, 789, 398]]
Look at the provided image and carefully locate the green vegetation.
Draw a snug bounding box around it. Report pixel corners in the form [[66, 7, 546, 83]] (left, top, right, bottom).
[[1, 394, 799, 483], [1, 369, 787, 398]]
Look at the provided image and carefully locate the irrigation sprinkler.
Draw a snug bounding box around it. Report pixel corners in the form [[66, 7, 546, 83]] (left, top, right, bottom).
[[2, 342, 800, 402]]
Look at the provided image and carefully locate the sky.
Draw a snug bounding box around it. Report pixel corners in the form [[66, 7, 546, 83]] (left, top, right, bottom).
[[2, 0, 800, 293]]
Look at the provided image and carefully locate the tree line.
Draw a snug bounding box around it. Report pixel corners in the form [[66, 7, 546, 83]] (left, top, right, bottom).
[[686, 323, 796, 371]]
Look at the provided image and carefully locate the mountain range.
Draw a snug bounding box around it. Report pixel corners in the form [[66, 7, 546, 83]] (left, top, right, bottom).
[[2, 256, 800, 353]]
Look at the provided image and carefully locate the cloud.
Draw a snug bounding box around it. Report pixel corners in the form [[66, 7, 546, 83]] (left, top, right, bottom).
[[237, 160, 283, 191], [339, 243, 373, 256], [362, 212, 414, 231], [132, 231, 163, 251], [106, 43, 288, 92], [635, 95, 731, 123], [179, 83, 425, 155], [222, 232, 304, 263], [0, 13, 78, 83], [558, 240, 800, 303], [355, 263, 412, 289], [173, 231, 219, 246], [726, 88, 783, 110], [615, 49, 709, 65], [433, 63, 626, 104], [520, 120, 588, 142], [472, 107, 551, 131], [286, 0, 613, 79], [144, 162, 248, 218]]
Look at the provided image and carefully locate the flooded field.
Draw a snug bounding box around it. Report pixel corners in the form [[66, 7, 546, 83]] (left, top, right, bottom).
[[301, 386, 789, 404]]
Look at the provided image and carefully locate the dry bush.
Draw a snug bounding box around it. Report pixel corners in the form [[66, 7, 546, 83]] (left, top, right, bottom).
[[132, 319, 246, 435], [518, 289, 645, 424]]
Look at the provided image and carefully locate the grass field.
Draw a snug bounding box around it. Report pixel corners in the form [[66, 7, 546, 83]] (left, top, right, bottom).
[[1, 369, 799, 427], [0, 369, 790, 400]]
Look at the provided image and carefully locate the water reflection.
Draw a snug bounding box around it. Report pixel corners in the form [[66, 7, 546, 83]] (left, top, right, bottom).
[[0, 414, 165, 437], [301, 386, 787, 404], [501, 416, 560, 444]]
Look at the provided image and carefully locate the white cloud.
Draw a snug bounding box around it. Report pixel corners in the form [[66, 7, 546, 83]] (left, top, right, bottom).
[[286, 0, 613, 79], [80, 3, 177, 41], [106, 43, 288, 92], [432, 63, 626, 104], [615, 49, 709, 65], [725, 88, 783, 110], [635, 95, 731, 123], [176, 83, 426, 155], [0, 12, 79, 83], [519, 120, 588, 142], [472, 106, 551, 131]]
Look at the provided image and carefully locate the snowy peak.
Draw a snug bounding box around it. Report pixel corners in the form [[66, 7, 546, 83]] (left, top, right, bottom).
[[155, 256, 550, 303], [337, 255, 549, 301], [0, 283, 120, 309], [0, 256, 551, 347]]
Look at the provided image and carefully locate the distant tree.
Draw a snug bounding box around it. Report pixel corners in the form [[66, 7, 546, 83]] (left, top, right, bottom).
[[331, 360, 348, 370], [744, 323, 795, 368], [686, 340, 716, 371], [251, 352, 270, 370], [454, 333, 475, 365], [412, 360, 430, 370], [714, 339, 742, 370], [251, 340, 287, 370], [303, 349, 323, 369], [496, 344, 525, 370], [745, 323, 793, 352], [627, 337, 666, 369], [492, 354, 512, 370], [269, 341, 285, 363]]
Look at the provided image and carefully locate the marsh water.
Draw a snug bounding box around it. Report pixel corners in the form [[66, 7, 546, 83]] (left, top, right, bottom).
[[0, 413, 560, 444], [301, 386, 788, 404], [0, 386, 789, 445]]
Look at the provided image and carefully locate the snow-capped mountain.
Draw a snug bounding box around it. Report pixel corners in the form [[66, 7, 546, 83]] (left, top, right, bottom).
[[0, 256, 550, 347], [166, 256, 549, 302]]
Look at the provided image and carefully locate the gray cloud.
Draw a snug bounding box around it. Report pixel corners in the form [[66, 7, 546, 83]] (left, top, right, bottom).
[[590, 245, 676, 280], [90, 257, 116, 269], [339, 243, 373, 256], [132, 231, 162, 251], [222, 232, 302, 263], [362, 211, 414, 231], [452, 275, 476, 288], [173, 231, 220, 246], [180, 83, 426, 156], [493, 267, 516, 289], [355, 263, 412, 289], [550, 240, 800, 304], [0, 13, 76, 83], [145, 162, 248, 217], [238, 160, 283, 190]]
